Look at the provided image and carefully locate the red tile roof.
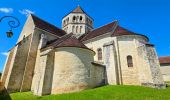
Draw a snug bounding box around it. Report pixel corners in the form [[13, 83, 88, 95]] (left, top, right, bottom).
[[159, 56, 170, 64], [80, 21, 117, 41], [44, 33, 89, 49], [31, 14, 66, 37], [80, 21, 148, 41], [111, 25, 137, 36]]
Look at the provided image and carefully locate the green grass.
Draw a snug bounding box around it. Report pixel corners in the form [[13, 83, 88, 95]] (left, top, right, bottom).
[[5, 85, 170, 100]]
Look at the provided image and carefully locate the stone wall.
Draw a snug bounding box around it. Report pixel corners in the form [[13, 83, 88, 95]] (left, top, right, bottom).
[[1, 47, 15, 84], [136, 45, 153, 84], [160, 63, 170, 82], [17, 15, 35, 43], [31, 29, 59, 93], [145, 46, 165, 88], [41, 52, 54, 95], [136, 42, 165, 88], [5, 34, 32, 92], [20, 31, 40, 92], [91, 63, 106, 87], [32, 46, 106, 96], [51, 47, 95, 94], [33, 52, 48, 96], [83, 33, 118, 85], [117, 36, 141, 85]]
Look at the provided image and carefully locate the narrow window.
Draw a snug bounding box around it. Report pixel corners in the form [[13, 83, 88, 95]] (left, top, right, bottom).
[[63, 20, 65, 25], [73, 16, 76, 22], [127, 55, 133, 67], [72, 26, 75, 33], [80, 16, 83, 21], [88, 69, 90, 78], [80, 26, 82, 33], [76, 26, 78, 33], [67, 17, 69, 23], [97, 48, 102, 60]]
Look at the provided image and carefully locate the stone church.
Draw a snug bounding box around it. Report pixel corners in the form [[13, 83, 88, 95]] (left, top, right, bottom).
[[1, 6, 165, 96]]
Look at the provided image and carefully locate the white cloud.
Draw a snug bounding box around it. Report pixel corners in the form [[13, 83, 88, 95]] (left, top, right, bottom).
[[0, 8, 13, 13], [19, 9, 34, 16], [1, 52, 8, 56]]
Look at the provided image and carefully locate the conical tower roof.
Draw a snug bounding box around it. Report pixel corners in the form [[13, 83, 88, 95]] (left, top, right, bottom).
[[71, 5, 86, 13]]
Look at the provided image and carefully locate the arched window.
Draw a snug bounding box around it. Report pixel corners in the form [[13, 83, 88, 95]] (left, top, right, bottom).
[[63, 20, 65, 25], [73, 16, 76, 22], [67, 17, 69, 23], [76, 26, 78, 33], [127, 55, 133, 67], [90, 20, 93, 26], [97, 48, 102, 60], [80, 26, 82, 33], [72, 26, 75, 33], [80, 16, 83, 21]]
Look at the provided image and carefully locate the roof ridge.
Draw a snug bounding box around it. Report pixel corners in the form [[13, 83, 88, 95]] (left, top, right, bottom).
[[30, 14, 66, 37], [56, 33, 73, 46], [92, 20, 117, 32], [80, 20, 117, 41], [111, 20, 119, 33], [30, 14, 62, 31]]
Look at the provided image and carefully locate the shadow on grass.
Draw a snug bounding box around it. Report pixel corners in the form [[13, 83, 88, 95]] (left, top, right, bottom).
[[0, 82, 11, 100]]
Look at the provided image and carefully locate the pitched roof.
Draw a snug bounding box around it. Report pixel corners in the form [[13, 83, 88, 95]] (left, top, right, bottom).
[[80, 21, 148, 41], [72, 5, 85, 13], [80, 21, 117, 41], [159, 56, 170, 64], [111, 25, 137, 36], [31, 14, 66, 37], [44, 33, 89, 49], [63, 6, 93, 20]]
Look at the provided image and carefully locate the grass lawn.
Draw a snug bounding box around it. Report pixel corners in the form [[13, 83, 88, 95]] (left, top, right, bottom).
[[2, 85, 170, 100]]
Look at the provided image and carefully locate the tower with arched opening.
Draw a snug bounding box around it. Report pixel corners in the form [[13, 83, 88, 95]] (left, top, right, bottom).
[[62, 6, 93, 37]]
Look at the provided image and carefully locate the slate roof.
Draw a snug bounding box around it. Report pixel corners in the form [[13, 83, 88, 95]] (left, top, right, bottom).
[[159, 56, 170, 64], [44, 33, 89, 49], [80, 21, 148, 41], [31, 14, 66, 37]]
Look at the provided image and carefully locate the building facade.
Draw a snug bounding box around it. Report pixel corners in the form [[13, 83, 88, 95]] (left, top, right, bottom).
[[159, 56, 170, 82], [1, 6, 165, 96]]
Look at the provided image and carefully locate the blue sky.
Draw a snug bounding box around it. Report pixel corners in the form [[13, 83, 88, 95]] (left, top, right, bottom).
[[0, 0, 170, 72]]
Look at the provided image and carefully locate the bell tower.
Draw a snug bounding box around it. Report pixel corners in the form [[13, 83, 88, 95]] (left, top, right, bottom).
[[62, 6, 93, 37]]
